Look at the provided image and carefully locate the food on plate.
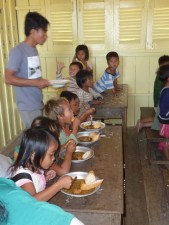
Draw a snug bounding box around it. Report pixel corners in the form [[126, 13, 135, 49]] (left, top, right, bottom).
[[89, 132, 100, 142], [72, 150, 91, 160], [63, 171, 103, 195], [78, 136, 92, 142], [83, 121, 102, 129], [72, 152, 84, 160], [81, 171, 104, 191], [82, 151, 91, 160], [78, 132, 100, 143]]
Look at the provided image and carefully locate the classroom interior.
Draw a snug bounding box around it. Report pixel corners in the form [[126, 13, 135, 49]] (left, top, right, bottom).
[[1, 1, 169, 224]]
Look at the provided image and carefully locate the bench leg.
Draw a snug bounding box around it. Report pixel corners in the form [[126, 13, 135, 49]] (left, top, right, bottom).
[[147, 140, 152, 165]]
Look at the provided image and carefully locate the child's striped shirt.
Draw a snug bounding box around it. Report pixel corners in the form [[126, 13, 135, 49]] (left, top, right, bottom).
[[93, 69, 120, 93]]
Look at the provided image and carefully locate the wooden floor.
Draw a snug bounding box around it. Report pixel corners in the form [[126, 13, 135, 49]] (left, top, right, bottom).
[[125, 127, 169, 225]]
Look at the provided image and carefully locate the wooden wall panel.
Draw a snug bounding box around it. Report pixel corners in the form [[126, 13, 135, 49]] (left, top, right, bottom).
[[127, 95, 135, 126], [149, 56, 159, 93], [95, 56, 107, 81], [135, 95, 149, 124], [122, 57, 136, 94], [135, 57, 150, 93]]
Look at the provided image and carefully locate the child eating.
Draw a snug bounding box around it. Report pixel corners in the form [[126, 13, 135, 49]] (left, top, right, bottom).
[[44, 97, 80, 145], [60, 90, 95, 122]]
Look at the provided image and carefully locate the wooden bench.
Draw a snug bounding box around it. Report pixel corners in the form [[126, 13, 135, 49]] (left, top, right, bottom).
[[140, 107, 169, 165]]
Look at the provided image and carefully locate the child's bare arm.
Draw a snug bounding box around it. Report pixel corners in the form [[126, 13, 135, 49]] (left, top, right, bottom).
[[72, 117, 81, 135], [79, 107, 95, 122], [21, 175, 73, 202], [50, 140, 76, 176], [56, 62, 65, 79]]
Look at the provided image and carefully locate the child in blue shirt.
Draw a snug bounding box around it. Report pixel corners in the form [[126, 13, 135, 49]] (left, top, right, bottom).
[[0, 178, 84, 225], [93, 51, 120, 94]]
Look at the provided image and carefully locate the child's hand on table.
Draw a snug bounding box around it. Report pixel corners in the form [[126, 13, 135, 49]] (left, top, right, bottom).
[[92, 98, 104, 105]]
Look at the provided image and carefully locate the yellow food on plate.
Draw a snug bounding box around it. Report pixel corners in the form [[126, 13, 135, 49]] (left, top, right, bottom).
[[63, 171, 103, 195], [78, 136, 92, 142], [89, 132, 100, 142]]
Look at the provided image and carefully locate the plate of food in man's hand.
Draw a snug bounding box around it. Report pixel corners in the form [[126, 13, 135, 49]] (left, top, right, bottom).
[[61, 171, 104, 197], [59, 146, 94, 163]]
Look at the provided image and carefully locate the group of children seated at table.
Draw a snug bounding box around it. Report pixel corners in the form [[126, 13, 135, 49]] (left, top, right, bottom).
[[136, 55, 169, 161], [0, 45, 121, 225]]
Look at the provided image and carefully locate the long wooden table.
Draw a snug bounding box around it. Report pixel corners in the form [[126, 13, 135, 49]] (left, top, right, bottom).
[[93, 84, 128, 151], [49, 126, 124, 225]]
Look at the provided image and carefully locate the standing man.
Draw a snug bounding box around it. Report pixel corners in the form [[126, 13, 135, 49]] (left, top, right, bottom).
[[5, 12, 50, 128]]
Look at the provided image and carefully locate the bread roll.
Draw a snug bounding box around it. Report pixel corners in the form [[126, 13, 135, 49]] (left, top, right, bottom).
[[80, 179, 104, 191], [85, 170, 96, 184], [94, 121, 101, 129], [82, 151, 91, 160], [89, 132, 100, 142]]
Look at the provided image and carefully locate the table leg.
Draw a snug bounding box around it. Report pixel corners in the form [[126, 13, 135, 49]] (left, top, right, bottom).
[[121, 108, 127, 154]]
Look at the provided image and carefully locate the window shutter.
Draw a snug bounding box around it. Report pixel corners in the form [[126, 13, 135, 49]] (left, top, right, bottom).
[[148, 0, 169, 49], [78, 0, 110, 51], [46, 0, 77, 53], [114, 0, 147, 49]]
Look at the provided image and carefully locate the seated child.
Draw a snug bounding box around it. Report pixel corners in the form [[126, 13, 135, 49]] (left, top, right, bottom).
[[157, 64, 169, 160], [44, 97, 80, 145], [60, 91, 95, 122], [72, 44, 92, 71], [56, 61, 83, 94], [10, 128, 73, 202], [136, 55, 169, 133], [76, 70, 104, 107], [0, 178, 84, 225], [93, 51, 120, 94], [31, 116, 75, 176]]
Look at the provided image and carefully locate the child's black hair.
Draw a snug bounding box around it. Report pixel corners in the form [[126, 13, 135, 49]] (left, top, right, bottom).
[[31, 116, 61, 137], [60, 91, 78, 102], [11, 128, 60, 173], [25, 12, 49, 36], [158, 55, 169, 66], [76, 70, 93, 88], [69, 62, 83, 71], [157, 64, 169, 82], [106, 51, 119, 62], [75, 44, 89, 61]]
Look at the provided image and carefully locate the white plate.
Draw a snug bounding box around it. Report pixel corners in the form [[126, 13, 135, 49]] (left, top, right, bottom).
[[49, 79, 70, 85], [59, 146, 94, 163], [80, 121, 105, 131], [61, 172, 101, 197], [77, 131, 100, 146], [51, 84, 65, 88]]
